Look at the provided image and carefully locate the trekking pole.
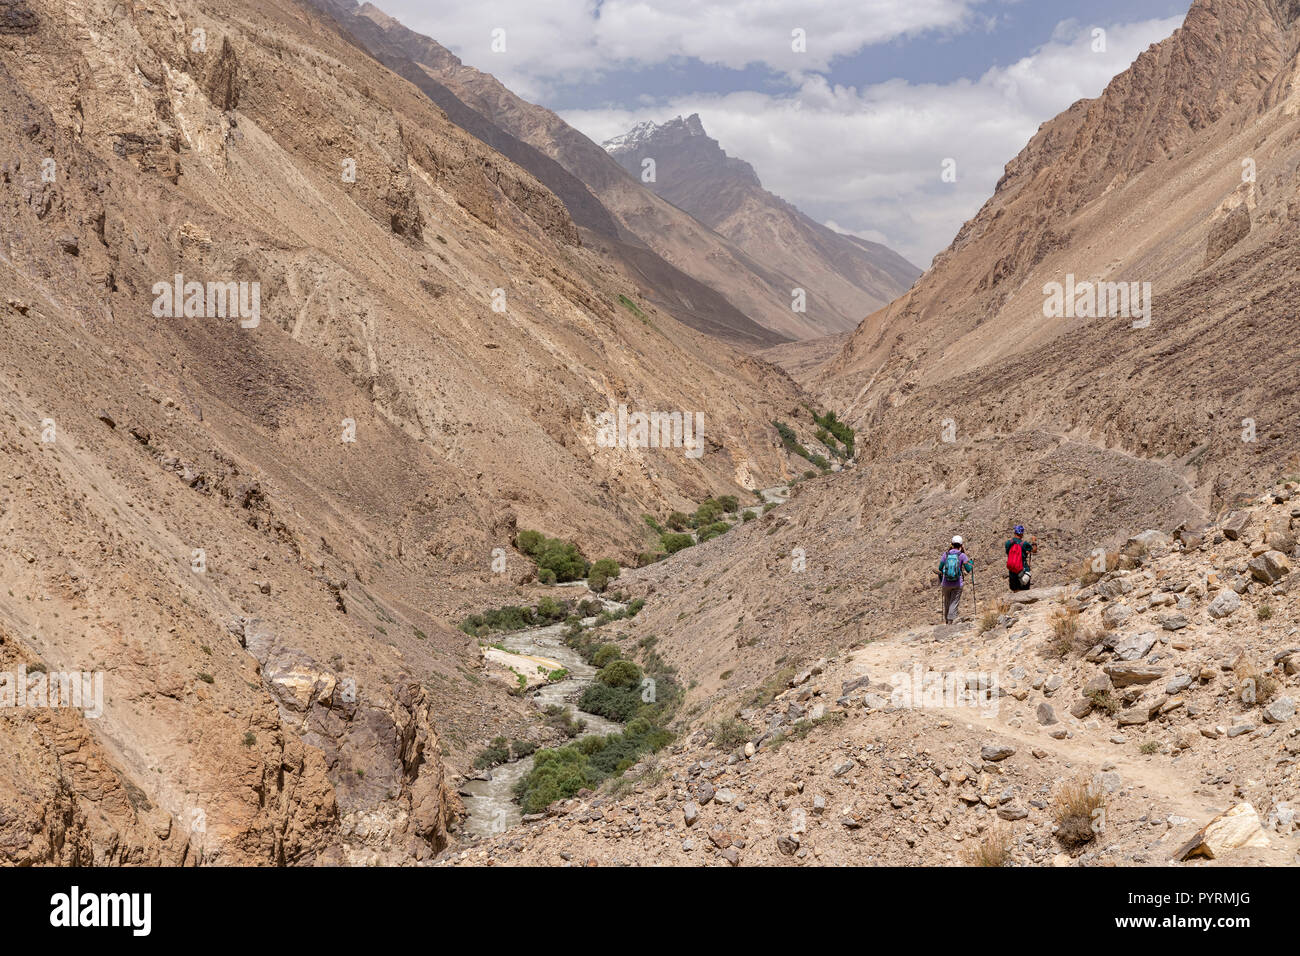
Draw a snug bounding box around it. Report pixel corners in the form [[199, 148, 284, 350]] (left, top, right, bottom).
[[970, 566, 977, 620]]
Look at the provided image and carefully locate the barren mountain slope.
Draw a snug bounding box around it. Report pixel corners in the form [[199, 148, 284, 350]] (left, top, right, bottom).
[[0, 0, 811, 863], [605, 114, 920, 333], [822, 0, 1300, 503], [334, 1, 845, 342]]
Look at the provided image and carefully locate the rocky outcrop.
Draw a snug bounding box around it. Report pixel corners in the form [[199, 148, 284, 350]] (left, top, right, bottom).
[[204, 36, 239, 112], [1204, 203, 1250, 264]]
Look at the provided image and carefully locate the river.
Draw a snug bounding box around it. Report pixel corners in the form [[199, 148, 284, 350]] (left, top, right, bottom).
[[458, 602, 626, 839]]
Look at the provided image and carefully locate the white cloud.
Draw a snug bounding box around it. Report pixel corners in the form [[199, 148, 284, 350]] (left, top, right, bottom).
[[561, 16, 1183, 265], [379, 0, 981, 97]]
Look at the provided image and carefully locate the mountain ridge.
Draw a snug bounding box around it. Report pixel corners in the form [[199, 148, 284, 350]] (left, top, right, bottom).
[[603, 113, 922, 334]]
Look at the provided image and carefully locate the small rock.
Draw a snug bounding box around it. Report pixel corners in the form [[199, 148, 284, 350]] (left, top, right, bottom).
[[1263, 696, 1295, 724], [980, 743, 1016, 762], [1208, 590, 1241, 619]]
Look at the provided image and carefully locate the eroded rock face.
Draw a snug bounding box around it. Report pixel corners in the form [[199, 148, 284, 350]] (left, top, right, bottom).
[[0, 0, 38, 35], [248, 629, 460, 861], [0, 0, 821, 868], [1204, 203, 1251, 265], [204, 36, 239, 112]]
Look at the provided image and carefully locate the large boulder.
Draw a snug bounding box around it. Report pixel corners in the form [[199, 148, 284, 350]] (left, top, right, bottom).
[[1125, 530, 1170, 553], [1102, 603, 1133, 629], [1247, 550, 1290, 584], [1221, 510, 1251, 541], [1204, 204, 1251, 266], [1112, 632, 1157, 662], [1176, 803, 1269, 860]]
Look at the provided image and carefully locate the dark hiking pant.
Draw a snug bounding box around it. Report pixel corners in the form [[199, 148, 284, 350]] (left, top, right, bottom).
[[942, 585, 962, 623]]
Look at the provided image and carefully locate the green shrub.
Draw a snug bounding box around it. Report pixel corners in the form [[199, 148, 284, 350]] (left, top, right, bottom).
[[459, 599, 570, 637], [513, 720, 674, 813], [473, 736, 511, 770], [697, 521, 731, 542], [510, 739, 538, 759], [689, 499, 724, 528], [667, 511, 689, 531], [597, 659, 643, 688], [588, 558, 621, 593], [813, 409, 855, 456], [661, 532, 694, 554], [515, 530, 589, 582], [577, 682, 643, 722], [592, 645, 622, 668], [515, 529, 545, 555], [514, 745, 593, 813]]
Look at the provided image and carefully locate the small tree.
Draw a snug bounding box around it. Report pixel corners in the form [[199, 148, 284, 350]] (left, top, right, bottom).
[[588, 558, 621, 593]]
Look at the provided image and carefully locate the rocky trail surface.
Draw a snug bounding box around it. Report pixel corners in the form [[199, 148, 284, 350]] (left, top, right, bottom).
[[439, 484, 1300, 866]]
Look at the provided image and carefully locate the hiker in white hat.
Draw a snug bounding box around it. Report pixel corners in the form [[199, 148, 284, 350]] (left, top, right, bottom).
[[936, 535, 974, 624]]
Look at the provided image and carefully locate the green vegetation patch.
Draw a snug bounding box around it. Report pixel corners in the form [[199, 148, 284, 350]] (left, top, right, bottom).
[[516, 529, 589, 583], [459, 596, 570, 638]]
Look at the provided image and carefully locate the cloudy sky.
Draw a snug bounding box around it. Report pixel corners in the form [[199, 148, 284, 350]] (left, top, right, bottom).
[[376, 0, 1188, 267]]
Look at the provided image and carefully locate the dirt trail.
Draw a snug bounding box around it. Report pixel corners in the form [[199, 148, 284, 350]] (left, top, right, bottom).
[[848, 628, 1209, 818]]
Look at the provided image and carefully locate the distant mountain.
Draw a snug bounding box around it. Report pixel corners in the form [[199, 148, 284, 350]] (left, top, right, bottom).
[[312, 0, 785, 348], [334, 2, 887, 341], [604, 114, 921, 334]]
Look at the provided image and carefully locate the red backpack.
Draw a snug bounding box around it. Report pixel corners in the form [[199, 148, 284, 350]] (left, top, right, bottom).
[[1006, 541, 1024, 574]]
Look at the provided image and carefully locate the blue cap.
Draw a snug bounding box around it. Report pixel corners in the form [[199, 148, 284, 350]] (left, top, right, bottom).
[[1014, 525, 1024, 535]]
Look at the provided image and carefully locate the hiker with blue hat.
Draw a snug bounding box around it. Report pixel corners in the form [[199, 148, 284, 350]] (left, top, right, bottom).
[[1005, 525, 1038, 592]]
